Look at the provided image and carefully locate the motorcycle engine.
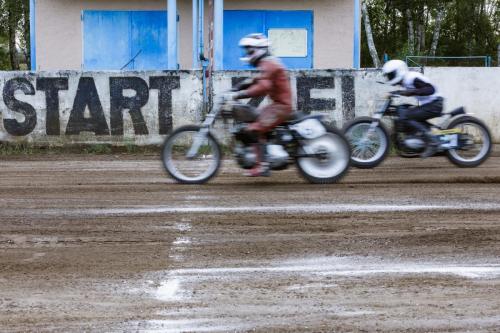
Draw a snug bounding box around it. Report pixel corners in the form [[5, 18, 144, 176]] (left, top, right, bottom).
[[235, 144, 257, 169], [403, 136, 426, 150], [267, 144, 289, 170], [234, 143, 290, 170]]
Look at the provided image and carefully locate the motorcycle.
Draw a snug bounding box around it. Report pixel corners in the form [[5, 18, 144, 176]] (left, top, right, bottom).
[[161, 96, 351, 184], [343, 92, 492, 168]]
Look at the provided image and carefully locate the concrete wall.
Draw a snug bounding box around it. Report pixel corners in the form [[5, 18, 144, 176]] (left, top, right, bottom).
[[36, 0, 353, 71], [424, 67, 500, 140], [1, 68, 499, 145], [0, 71, 201, 145]]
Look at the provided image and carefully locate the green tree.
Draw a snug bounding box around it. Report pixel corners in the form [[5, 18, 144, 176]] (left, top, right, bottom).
[[0, 0, 30, 70], [362, 0, 500, 67]]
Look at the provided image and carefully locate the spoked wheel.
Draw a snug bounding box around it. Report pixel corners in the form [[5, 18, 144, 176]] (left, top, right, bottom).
[[296, 126, 351, 184], [343, 117, 390, 168], [446, 116, 492, 168], [162, 125, 222, 184]]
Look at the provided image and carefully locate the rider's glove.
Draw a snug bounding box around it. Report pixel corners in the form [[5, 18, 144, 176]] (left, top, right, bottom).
[[392, 90, 412, 97], [232, 78, 254, 92], [223, 92, 239, 102]]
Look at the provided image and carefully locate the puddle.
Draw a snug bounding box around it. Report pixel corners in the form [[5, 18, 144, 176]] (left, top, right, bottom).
[[4, 202, 500, 218], [155, 279, 180, 301], [170, 257, 500, 279], [172, 237, 191, 246], [13, 202, 496, 218], [174, 223, 191, 232], [128, 318, 256, 333], [139, 255, 500, 332]]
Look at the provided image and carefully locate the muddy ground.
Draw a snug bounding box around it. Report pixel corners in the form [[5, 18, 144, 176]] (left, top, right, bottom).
[[0, 154, 499, 332]]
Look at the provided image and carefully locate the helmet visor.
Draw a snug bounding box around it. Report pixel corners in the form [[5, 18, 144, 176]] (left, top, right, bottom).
[[385, 71, 397, 82], [240, 47, 255, 63]]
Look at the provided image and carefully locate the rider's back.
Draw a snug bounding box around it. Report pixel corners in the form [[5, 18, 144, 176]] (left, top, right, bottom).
[[247, 56, 292, 109], [402, 71, 442, 106]]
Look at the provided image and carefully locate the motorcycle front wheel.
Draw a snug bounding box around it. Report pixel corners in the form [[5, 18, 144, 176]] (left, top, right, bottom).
[[296, 126, 351, 184], [343, 117, 390, 168], [161, 125, 222, 184]]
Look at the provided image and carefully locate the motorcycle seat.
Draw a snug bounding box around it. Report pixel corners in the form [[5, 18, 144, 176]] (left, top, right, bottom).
[[286, 113, 323, 125], [446, 107, 466, 117]]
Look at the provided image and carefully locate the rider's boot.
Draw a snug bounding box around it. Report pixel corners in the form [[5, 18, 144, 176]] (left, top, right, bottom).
[[245, 143, 270, 177], [421, 131, 440, 159], [407, 119, 439, 159]]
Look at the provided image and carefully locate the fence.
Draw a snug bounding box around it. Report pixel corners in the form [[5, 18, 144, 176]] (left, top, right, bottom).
[[406, 56, 493, 67]]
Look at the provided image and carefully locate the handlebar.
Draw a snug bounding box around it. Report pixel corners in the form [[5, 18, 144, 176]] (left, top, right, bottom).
[[388, 91, 403, 98]]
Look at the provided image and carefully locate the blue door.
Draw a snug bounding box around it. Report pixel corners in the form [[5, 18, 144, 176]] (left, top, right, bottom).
[[83, 11, 168, 70], [223, 10, 313, 70]]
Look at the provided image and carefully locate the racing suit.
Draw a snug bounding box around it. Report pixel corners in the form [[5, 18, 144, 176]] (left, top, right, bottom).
[[234, 56, 293, 176], [396, 71, 444, 157], [235, 56, 293, 132]]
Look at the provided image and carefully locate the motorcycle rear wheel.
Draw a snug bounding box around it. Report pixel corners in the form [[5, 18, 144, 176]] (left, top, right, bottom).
[[162, 125, 222, 184], [296, 126, 351, 184], [445, 116, 492, 168]]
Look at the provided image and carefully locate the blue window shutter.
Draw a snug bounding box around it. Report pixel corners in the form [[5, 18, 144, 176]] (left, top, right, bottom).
[[83, 11, 131, 70], [223, 10, 265, 70], [130, 11, 168, 70], [223, 10, 313, 70], [265, 11, 313, 69], [83, 10, 168, 70]]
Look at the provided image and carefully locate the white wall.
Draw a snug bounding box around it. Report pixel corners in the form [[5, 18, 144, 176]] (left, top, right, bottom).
[[424, 67, 500, 141], [0, 68, 499, 145]]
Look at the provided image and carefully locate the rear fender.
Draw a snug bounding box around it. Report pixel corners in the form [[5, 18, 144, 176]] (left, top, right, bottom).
[[442, 114, 474, 129], [448, 107, 466, 117]]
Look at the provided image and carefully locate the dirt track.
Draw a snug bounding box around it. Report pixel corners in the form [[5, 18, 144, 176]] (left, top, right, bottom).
[[0, 154, 499, 332]]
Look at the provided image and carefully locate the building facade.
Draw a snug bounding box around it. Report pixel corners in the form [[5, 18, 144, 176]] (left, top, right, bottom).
[[31, 0, 360, 71]]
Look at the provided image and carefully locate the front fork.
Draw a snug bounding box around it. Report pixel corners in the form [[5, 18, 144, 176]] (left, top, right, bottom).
[[363, 114, 382, 140], [185, 111, 219, 159], [186, 127, 210, 159]]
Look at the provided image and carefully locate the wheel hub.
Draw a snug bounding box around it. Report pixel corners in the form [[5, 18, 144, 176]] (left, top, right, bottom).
[[315, 147, 330, 162]]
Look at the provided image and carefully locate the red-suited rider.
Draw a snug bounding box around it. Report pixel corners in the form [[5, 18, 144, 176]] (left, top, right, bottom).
[[230, 33, 293, 177]]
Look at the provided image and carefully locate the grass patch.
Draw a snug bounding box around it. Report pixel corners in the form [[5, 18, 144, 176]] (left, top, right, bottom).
[[0, 141, 234, 156], [82, 144, 113, 155], [0, 142, 34, 155], [0, 142, 163, 156]]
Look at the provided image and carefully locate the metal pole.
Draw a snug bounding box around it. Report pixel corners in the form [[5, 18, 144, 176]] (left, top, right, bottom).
[[30, 0, 36, 71], [214, 0, 223, 70], [199, 0, 208, 115], [353, 0, 361, 69], [192, 0, 198, 68], [167, 0, 178, 69], [208, 0, 214, 110], [199, 0, 204, 59]]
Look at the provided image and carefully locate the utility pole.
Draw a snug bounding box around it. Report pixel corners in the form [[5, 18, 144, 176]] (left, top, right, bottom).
[[208, 0, 214, 108]]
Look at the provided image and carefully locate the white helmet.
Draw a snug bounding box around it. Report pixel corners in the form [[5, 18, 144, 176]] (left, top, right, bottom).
[[382, 60, 409, 85], [239, 33, 270, 66]]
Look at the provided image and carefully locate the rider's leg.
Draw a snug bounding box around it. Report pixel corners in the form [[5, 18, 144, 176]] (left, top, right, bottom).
[[405, 100, 444, 158], [245, 135, 271, 177], [245, 104, 290, 177]]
